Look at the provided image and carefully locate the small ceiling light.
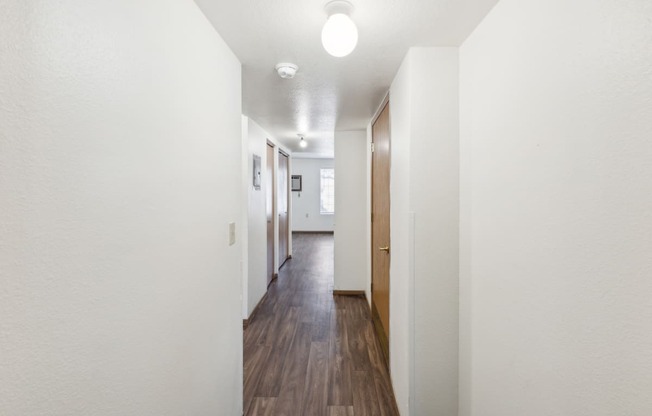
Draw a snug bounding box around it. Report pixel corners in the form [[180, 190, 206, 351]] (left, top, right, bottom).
[[275, 63, 298, 79], [321, 0, 358, 58], [298, 135, 308, 148]]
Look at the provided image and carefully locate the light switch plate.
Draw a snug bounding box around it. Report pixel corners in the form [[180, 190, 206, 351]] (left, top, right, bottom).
[[229, 222, 236, 246]]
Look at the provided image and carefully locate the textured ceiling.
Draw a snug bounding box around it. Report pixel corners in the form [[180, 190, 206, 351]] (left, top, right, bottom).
[[195, 0, 499, 156]]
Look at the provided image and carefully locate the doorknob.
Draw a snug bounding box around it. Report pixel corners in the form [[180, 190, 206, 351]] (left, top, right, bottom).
[[379, 246, 390, 253]]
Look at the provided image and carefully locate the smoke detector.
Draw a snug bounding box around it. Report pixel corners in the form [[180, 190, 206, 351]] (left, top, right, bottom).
[[275, 63, 298, 79]]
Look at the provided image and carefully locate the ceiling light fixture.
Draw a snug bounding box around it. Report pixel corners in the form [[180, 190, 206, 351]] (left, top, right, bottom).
[[321, 0, 358, 58], [275, 63, 298, 79], [298, 135, 308, 148]]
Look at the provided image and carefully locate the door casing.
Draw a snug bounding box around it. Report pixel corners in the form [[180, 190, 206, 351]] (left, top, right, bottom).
[[278, 151, 290, 269], [371, 100, 391, 366], [266, 142, 276, 286]]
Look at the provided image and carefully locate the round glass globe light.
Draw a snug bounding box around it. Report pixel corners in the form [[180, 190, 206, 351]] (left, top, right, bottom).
[[321, 14, 358, 57]]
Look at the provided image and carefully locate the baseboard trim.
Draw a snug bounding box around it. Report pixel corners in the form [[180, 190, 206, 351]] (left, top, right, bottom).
[[267, 273, 279, 289], [333, 290, 366, 296], [243, 290, 270, 330], [292, 231, 334, 234]]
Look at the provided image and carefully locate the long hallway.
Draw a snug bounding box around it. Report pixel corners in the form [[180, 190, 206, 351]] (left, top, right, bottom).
[[243, 233, 399, 416]]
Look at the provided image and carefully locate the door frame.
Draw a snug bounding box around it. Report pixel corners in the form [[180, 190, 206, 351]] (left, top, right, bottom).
[[370, 95, 391, 367], [278, 150, 290, 269], [266, 141, 277, 287]]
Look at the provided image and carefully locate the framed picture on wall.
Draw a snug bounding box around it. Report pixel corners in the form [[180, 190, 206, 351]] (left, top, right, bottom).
[[253, 154, 261, 190], [291, 175, 302, 192]]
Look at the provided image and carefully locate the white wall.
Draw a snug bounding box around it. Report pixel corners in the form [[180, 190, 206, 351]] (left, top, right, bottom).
[[243, 116, 264, 319], [459, 0, 652, 415], [365, 126, 374, 304], [0, 1, 243, 415], [291, 158, 336, 232], [243, 117, 291, 318], [385, 54, 412, 416], [334, 130, 368, 292], [241, 116, 251, 319], [409, 48, 460, 416], [243, 116, 265, 319], [382, 47, 460, 416]]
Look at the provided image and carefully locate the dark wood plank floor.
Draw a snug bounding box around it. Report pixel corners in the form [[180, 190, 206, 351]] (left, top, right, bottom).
[[244, 233, 400, 416]]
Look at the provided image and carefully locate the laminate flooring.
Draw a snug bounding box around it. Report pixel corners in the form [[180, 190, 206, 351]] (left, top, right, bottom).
[[244, 233, 400, 416]]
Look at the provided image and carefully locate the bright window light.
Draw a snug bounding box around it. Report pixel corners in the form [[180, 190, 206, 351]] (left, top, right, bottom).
[[320, 168, 335, 214]]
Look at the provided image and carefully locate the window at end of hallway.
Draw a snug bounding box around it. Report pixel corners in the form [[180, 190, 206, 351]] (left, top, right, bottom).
[[320, 168, 334, 215]]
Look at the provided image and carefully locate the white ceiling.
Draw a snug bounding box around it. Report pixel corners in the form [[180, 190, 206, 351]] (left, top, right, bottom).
[[195, 0, 499, 156]]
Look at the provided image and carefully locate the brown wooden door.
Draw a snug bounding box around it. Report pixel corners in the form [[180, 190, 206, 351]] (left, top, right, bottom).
[[278, 152, 289, 268], [371, 101, 391, 365], [266, 143, 275, 286]]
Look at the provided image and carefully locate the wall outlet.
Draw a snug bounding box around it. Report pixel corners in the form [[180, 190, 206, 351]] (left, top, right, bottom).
[[229, 222, 236, 246], [306, 213, 309, 218]]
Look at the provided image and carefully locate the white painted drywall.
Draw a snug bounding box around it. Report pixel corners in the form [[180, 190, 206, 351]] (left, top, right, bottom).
[[334, 130, 368, 292], [242, 116, 292, 317], [241, 116, 251, 319], [365, 125, 374, 305], [409, 48, 460, 416], [459, 0, 652, 415], [382, 47, 460, 416], [291, 158, 336, 232], [386, 54, 413, 416], [0, 1, 243, 415], [244, 117, 271, 316]]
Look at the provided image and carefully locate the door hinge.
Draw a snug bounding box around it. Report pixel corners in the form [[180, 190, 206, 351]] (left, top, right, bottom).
[[371, 142, 375, 153]]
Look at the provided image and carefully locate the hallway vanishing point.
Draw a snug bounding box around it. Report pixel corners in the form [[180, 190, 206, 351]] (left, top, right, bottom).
[[243, 233, 399, 416]]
